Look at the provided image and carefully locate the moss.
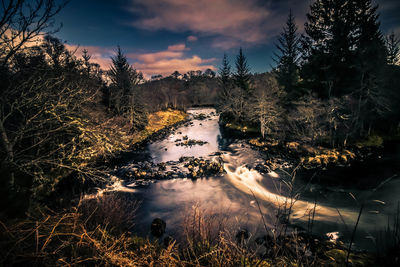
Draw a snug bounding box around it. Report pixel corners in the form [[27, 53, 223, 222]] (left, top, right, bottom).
[[301, 148, 356, 168]]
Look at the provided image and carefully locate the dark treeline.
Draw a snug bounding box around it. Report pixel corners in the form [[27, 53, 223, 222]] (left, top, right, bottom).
[[218, 0, 400, 148], [140, 70, 218, 111]]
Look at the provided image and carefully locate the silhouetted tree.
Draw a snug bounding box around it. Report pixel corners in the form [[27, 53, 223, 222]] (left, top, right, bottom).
[[302, 0, 357, 98], [274, 10, 301, 98], [217, 54, 233, 119], [204, 68, 216, 78], [171, 70, 181, 79], [234, 48, 251, 94], [0, 0, 66, 66], [108, 46, 147, 130], [352, 0, 388, 136]]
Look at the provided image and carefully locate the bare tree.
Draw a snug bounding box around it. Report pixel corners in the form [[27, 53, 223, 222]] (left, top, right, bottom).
[[0, 0, 67, 66]]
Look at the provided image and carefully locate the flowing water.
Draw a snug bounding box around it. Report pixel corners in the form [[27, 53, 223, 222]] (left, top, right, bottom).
[[112, 108, 400, 251]]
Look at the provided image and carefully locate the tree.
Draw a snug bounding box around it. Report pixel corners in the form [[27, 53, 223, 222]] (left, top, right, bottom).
[[204, 68, 216, 78], [385, 32, 400, 65], [302, 0, 357, 98], [0, 0, 66, 192], [217, 54, 233, 119], [0, 35, 105, 208], [0, 0, 66, 66], [252, 74, 285, 139], [171, 70, 181, 79], [352, 0, 388, 136], [234, 48, 251, 94], [274, 10, 301, 98], [82, 48, 92, 74], [107, 46, 147, 130]]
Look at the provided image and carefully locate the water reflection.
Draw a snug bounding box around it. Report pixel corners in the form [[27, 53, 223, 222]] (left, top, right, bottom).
[[116, 108, 400, 251]]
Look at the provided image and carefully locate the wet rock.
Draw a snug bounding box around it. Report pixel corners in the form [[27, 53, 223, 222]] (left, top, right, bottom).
[[179, 156, 194, 162], [151, 218, 166, 237], [157, 162, 166, 171], [175, 138, 208, 147], [193, 113, 207, 120], [185, 158, 225, 178]]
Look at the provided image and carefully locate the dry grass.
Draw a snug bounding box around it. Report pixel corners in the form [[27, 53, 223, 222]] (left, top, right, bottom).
[[0, 194, 378, 267], [0, 196, 180, 266], [66, 108, 187, 170]]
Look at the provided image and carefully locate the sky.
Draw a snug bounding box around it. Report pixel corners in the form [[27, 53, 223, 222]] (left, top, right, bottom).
[[52, 0, 400, 78]]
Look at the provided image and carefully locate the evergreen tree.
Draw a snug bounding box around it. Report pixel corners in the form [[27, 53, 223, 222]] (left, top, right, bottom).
[[108, 46, 147, 130], [352, 0, 388, 136], [274, 10, 301, 98], [302, 0, 357, 98], [219, 54, 231, 95], [217, 54, 232, 117], [234, 48, 251, 94], [82, 49, 91, 75]]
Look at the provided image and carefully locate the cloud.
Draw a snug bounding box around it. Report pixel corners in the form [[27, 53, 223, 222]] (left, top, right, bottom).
[[187, 35, 198, 42], [128, 0, 273, 47], [65, 44, 114, 70], [127, 43, 216, 78], [64, 43, 215, 78]]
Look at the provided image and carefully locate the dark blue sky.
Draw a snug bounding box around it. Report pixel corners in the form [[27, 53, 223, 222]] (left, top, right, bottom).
[[54, 0, 400, 78]]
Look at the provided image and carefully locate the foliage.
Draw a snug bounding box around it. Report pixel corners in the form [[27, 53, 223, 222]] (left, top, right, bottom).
[[107, 47, 147, 131], [386, 32, 400, 65]]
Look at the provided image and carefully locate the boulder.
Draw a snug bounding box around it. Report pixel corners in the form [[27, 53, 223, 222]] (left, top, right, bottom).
[[151, 218, 166, 237]]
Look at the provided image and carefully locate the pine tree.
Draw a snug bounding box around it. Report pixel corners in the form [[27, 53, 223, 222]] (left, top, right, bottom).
[[302, 0, 357, 98], [219, 54, 231, 94], [82, 49, 91, 75], [274, 10, 301, 98], [108, 46, 147, 130], [352, 0, 388, 136], [234, 48, 251, 94], [217, 54, 232, 117]]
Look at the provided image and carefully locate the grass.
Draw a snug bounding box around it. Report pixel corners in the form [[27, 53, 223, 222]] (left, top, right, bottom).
[[69, 108, 187, 167], [0, 190, 387, 267], [130, 109, 187, 144]]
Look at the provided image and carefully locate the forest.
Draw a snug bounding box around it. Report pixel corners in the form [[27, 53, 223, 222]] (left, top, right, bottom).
[[1, 0, 400, 266]]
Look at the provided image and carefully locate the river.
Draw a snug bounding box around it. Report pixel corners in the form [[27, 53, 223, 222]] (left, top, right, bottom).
[[110, 108, 400, 251]]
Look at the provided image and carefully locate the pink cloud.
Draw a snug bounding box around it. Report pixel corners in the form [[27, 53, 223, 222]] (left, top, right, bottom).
[[187, 35, 198, 42], [65, 43, 217, 78], [127, 43, 216, 78], [167, 43, 188, 51], [65, 44, 113, 70], [128, 0, 312, 48], [129, 0, 271, 47]]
